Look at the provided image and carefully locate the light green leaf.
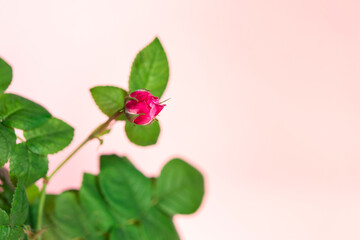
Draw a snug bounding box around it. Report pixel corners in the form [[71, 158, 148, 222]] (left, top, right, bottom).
[[0, 58, 12, 94], [99, 155, 152, 219], [0, 123, 16, 167], [90, 86, 127, 120], [129, 38, 169, 98], [10, 143, 48, 187], [125, 121, 160, 146], [79, 173, 115, 233], [10, 182, 28, 226], [156, 159, 204, 215], [23, 117, 74, 155], [0, 94, 51, 130]]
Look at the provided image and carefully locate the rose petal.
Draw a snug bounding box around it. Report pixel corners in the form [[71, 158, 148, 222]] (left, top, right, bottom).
[[126, 101, 149, 114], [130, 90, 151, 101], [134, 114, 153, 125]]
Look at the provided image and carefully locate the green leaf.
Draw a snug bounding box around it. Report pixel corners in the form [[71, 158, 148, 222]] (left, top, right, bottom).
[[109, 207, 179, 240], [109, 225, 142, 240], [90, 86, 127, 120], [23, 117, 74, 155], [0, 209, 9, 225], [141, 207, 179, 240], [156, 159, 204, 215], [129, 38, 169, 98], [10, 182, 28, 226], [10, 143, 48, 187], [0, 123, 16, 167], [53, 191, 105, 240], [0, 58, 12, 94], [0, 94, 51, 130], [79, 173, 115, 233], [0, 226, 25, 240], [125, 121, 160, 146], [99, 155, 152, 219], [0, 168, 15, 213], [26, 184, 40, 205], [31, 195, 70, 240]]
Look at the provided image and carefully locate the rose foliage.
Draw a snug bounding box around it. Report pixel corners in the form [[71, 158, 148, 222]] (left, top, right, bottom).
[[0, 38, 204, 239]]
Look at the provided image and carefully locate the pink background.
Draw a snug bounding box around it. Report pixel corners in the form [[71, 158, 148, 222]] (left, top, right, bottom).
[[1, 0, 360, 239]]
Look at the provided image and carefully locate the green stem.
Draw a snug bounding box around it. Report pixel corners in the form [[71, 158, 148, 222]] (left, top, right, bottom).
[[35, 109, 124, 239], [16, 135, 25, 142], [35, 182, 47, 237]]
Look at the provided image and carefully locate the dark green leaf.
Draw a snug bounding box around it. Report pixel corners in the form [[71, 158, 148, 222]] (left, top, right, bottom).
[[23, 117, 74, 155], [10, 182, 28, 226], [125, 121, 160, 146], [0, 209, 9, 225], [141, 207, 179, 240], [99, 155, 152, 219], [109, 225, 142, 240], [53, 191, 105, 240], [129, 38, 169, 98], [10, 143, 48, 187], [156, 159, 204, 215], [79, 173, 115, 233], [90, 86, 127, 120], [31, 195, 70, 240], [0, 58, 12, 94], [0, 94, 51, 130], [110, 207, 179, 240], [0, 123, 16, 167], [0, 168, 15, 213], [0, 226, 25, 240]]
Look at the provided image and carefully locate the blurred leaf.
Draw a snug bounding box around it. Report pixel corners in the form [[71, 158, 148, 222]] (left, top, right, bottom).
[[28, 155, 202, 240], [129, 38, 169, 98], [156, 159, 204, 215], [0, 209, 8, 225], [79, 173, 115, 233], [0, 226, 25, 240], [109, 207, 179, 240], [90, 86, 127, 120], [99, 155, 152, 219], [0, 94, 51, 130], [0, 58, 12, 94], [10, 182, 28, 226], [24, 117, 74, 155], [141, 207, 179, 240], [26, 184, 40, 205], [0, 123, 16, 167], [10, 143, 48, 187], [53, 191, 105, 240], [109, 225, 142, 240], [125, 121, 160, 146], [0, 168, 15, 213]]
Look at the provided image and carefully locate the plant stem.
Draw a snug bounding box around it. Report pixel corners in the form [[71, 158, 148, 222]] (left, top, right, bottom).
[[35, 182, 47, 238], [47, 138, 90, 180], [35, 109, 124, 239], [16, 135, 25, 142]]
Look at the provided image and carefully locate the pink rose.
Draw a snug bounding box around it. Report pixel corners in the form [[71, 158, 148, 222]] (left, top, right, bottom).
[[124, 90, 165, 125]]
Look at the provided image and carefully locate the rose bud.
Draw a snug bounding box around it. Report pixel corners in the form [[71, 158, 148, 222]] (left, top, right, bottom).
[[124, 90, 165, 125]]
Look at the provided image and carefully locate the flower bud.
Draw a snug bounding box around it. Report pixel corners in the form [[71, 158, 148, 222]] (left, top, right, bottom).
[[124, 90, 165, 125]]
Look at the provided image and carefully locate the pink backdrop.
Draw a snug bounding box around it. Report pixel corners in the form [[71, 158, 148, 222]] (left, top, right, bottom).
[[1, 0, 360, 239]]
